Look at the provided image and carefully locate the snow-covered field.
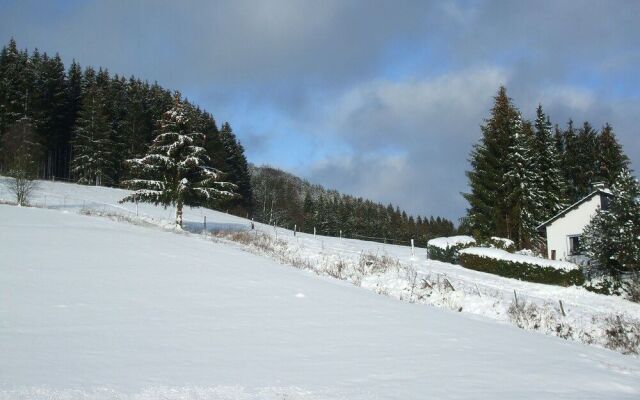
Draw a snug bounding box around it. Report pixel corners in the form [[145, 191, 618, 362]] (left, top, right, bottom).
[[1, 179, 640, 398]]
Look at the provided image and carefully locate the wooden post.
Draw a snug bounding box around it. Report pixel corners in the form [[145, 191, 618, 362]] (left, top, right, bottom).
[[204, 215, 207, 232], [340, 230, 342, 239], [411, 239, 415, 256], [475, 283, 482, 298], [559, 300, 566, 317], [513, 290, 518, 307], [294, 224, 296, 236], [313, 227, 316, 236]]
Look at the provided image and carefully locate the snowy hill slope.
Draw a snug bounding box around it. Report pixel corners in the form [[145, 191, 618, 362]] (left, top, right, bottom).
[[1, 178, 638, 351], [1, 204, 640, 399]]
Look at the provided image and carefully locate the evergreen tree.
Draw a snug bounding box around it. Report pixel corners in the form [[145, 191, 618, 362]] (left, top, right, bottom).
[[219, 122, 252, 211], [573, 121, 599, 197], [532, 105, 566, 218], [583, 169, 640, 273], [562, 120, 581, 201], [71, 67, 114, 185], [120, 93, 235, 227], [504, 121, 545, 248], [597, 123, 629, 186], [464, 86, 522, 240]]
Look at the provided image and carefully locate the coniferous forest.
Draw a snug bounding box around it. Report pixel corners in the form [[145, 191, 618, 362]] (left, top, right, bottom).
[[0, 38, 455, 242], [463, 86, 631, 250]]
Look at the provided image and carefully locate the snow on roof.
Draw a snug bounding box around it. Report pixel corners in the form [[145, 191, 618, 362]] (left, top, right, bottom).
[[537, 189, 613, 230], [427, 235, 476, 250], [459, 247, 579, 271]]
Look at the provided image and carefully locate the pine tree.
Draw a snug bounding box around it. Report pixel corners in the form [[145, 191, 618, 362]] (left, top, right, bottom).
[[219, 122, 253, 211], [71, 68, 114, 185], [583, 169, 640, 273], [573, 121, 599, 197], [120, 93, 235, 227], [597, 123, 629, 186], [504, 121, 546, 248], [464, 86, 522, 240], [562, 120, 581, 201], [532, 105, 566, 218]]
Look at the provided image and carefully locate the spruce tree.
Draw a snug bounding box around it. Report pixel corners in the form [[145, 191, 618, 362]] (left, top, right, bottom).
[[464, 86, 522, 240], [562, 120, 581, 201], [120, 93, 235, 227], [583, 169, 640, 273], [597, 123, 629, 186], [219, 122, 253, 211], [532, 105, 566, 218], [504, 121, 546, 248], [574, 121, 599, 197], [71, 68, 114, 185]]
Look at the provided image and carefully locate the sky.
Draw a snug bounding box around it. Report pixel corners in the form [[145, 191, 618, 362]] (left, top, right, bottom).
[[1, 0, 638, 222]]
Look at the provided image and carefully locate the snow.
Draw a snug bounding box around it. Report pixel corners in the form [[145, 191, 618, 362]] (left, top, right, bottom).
[[2, 204, 640, 399], [460, 247, 580, 271], [2, 178, 640, 398], [427, 235, 476, 249], [490, 236, 515, 247]]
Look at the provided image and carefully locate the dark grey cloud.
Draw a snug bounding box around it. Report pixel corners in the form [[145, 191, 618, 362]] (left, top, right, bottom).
[[1, 0, 638, 221]]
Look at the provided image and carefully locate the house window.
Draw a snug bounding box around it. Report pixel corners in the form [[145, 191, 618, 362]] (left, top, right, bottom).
[[551, 250, 556, 260], [569, 235, 582, 255]]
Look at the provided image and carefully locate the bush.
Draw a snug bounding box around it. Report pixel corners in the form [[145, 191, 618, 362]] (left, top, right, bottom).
[[458, 252, 584, 286], [427, 236, 476, 263], [485, 236, 516, 252], [603, 315, 640, 355]]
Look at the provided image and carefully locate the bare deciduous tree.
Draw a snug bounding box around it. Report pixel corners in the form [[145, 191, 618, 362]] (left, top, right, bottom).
[[1, 117, 42, 206]]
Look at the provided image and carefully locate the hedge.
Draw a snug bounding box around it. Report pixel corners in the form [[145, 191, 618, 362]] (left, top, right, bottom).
[[427, 242, 473, 264], [458, 252, 585, 287]]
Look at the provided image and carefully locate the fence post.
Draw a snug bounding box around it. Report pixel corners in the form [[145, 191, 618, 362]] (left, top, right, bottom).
[[313, 227, 316, 236], [411, 239, 415, 256], [513, 290, 518, 307], [559, 300, 566, 317], [294, 224, 296, 236], [204, 215, 207, 233], [340, 230, 342, 239]]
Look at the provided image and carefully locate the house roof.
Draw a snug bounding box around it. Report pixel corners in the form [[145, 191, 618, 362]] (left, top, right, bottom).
[[536, 189, 613, 230]]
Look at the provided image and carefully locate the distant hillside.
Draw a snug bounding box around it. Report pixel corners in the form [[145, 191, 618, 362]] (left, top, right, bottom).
[[250, 165, 456, 246]]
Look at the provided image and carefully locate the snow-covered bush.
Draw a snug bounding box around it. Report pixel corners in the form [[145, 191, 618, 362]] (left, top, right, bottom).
[[602, 314, 640, 355], [508, 300, 573, 339], [427, 235, 476, 263], [486, 236, 516, 252], [458, 247, 584, 286]]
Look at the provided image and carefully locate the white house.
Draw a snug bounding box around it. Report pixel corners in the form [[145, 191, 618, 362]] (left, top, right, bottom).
[[537, 185, 613, 261]]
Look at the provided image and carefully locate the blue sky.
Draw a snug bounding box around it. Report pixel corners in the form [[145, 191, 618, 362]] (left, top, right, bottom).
[[1, 0, 638, 221]]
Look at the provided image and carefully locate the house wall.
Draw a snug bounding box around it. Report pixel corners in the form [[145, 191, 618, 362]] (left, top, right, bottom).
[[545, 195, 603, 260]]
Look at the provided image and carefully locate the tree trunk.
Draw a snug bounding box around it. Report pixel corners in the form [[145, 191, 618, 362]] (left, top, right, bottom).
[[176, 200, 184, 228]]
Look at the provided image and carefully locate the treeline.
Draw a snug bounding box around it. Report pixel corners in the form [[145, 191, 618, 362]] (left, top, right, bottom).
[[464, 86, 630, 249], [0, 38, 455, 243], [251, 166, 456, 246], [0, 38, 252, 212]]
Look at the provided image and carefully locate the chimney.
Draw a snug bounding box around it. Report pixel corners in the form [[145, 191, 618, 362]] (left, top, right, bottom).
[[592, 181, 607, 191]]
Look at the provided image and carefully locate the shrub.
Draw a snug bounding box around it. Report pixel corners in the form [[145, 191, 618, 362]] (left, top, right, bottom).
[[458, 251, 584, 286], [602, 315, 640, 355], [427, 236, 476, 263]]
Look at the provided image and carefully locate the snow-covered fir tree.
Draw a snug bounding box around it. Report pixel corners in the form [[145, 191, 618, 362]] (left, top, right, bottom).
[[464, 86, 523, 241], [532, 104, 566, 218], [583, 169, 640, 273], [504, 121, 546, 248], [120, 93, 235, 227], [597, 123, 629, 186], [71, 68, 114, 186]]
